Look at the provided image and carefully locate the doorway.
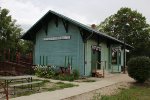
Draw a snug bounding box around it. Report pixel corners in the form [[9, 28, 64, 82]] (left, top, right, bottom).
[[91, 45, 101, 71]]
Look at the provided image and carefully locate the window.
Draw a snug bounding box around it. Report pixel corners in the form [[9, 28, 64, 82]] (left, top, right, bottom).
[[111, 47, 121, 65], [118, 50, 121, 65], [111, 49, 117, 64]]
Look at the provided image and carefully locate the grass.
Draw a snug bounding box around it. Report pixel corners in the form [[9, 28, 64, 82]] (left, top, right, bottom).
[[11, 79, 49, 97], [12, 79, 49, 89], [53, 74, 75, 81], [11, 80, 77, 98], [82, 79, 96, 82], [93, 82, 150, 100], [13, 89, 39, 97], [10, 79, 43, 85], [48, 82, 78, 91]]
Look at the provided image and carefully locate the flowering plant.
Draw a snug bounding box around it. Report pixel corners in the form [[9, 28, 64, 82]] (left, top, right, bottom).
[[33, 65, 55, 78]]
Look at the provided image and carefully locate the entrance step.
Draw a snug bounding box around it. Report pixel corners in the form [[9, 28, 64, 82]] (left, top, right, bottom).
[[95, 70, 115, 78]]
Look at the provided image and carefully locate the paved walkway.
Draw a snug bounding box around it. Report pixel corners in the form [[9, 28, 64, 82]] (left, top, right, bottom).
[[11, 74, 134, 100]]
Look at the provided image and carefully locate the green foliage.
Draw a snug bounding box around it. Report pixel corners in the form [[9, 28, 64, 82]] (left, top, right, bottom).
[[54, 74, 75, 81], [34, 66, 80, 81], [55, 82, 76, 89], [34, 65, 55, 78], [127, 56, 150, 83], [82, 79, 96, 82], [0, 7, 22, 50], [18, 40, 33, 54], [100, 93, 136, 100], [72, 69, 79, 80], [48, 82, 77, 91], [93, 85, 150, 100], [97, 7, 150, 57], [53, 69, 79, 81], [0, 7, 33, 54]]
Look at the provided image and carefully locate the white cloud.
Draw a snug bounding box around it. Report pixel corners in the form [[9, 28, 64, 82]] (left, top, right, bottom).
[[0, 0, 150, 31], [0, 0, 45, 31]]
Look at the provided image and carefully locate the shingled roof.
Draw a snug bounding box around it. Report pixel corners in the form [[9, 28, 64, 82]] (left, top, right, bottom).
[[21, 10, 133, 49]]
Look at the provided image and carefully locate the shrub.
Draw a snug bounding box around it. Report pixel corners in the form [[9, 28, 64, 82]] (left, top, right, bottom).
[[53, 69, 79, 81], [34, 65, 80, 81], [53, 74, 74, 81], [34, 65, 55, 78], [72, 69, 79, 80], [127, 56, 150, 83]]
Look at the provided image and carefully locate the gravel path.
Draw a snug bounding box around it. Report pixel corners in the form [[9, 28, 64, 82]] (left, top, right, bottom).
[[11, 74, 135, 100], [63, 74, 134, 100]]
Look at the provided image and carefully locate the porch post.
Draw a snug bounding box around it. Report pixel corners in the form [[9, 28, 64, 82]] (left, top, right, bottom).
[[123, 38, 126, 74]]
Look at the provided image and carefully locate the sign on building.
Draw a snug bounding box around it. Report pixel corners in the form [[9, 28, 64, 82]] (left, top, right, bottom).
[[43, 35, 71, 41]]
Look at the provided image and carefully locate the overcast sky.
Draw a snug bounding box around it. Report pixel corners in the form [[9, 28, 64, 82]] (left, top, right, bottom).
[[0, 0, 150, 32]]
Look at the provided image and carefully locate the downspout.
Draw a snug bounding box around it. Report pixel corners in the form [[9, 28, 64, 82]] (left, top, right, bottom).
[[83, 42, 86, 76], [83, 31, 94, 76]]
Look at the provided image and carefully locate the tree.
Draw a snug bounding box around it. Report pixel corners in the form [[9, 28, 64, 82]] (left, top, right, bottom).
[[18, 40, 33, 54], [0, 7, 33, 56], [0, 7, 22, 51], [97, 7, 150, 57]]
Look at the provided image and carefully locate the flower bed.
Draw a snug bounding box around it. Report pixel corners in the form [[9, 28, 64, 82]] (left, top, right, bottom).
[[33, 65, 79, 81]]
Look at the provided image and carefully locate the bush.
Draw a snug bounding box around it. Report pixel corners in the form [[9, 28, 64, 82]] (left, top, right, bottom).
[[72, 69, 79, 80], [53, 74, 74, 81], [127, 56, 150, 83], [53, 69, 79, 81], [34, 65, 80, 81], [34, 65, 55, 78]]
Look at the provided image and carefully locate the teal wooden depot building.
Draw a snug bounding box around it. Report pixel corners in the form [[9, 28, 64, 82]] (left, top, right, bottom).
[[21, 10, 132, 76]]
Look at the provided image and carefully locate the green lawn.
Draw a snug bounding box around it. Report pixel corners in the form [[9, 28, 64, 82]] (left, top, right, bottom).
[[47, 82, 78, 91], [11, 80, 77, 98], [94, 82, 150, 100]]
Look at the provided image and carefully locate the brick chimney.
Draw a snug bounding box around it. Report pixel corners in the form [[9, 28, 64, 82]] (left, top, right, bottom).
[[91, 24, 96, 29]]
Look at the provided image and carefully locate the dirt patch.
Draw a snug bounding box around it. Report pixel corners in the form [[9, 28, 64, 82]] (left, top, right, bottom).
[[64, 82, 133, 100], [95, 82, 133, 96]]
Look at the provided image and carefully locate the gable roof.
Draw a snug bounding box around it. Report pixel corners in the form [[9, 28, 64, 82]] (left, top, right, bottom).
[[21, 10, 133, 49]]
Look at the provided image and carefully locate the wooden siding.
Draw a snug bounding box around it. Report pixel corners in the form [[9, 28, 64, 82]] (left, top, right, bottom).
[[85, 39, 97, 76], [101, 42, 110, 71], [34, 18, 84, 75]]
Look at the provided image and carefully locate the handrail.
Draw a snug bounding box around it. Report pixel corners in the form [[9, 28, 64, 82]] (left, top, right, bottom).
[[0, 61, 34, 75], [96, 61, 101, 65], [96, 61, 106, 78]]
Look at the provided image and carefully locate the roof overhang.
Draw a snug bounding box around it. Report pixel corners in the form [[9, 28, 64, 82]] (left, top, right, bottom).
[[21, 10, 133, 49]]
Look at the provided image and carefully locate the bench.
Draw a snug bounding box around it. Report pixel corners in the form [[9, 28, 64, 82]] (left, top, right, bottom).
[[9, 81, 43, 95]]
